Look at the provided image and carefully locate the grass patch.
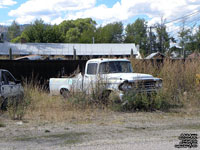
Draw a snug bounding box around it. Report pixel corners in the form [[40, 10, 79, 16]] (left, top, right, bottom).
[[21, 80, 112, 122], [0, 122, 6, 127], [14, 132, 88, 145], [172, 124, 200, 130], [14, 136, 35, 142], [125, 126, 148, 131]]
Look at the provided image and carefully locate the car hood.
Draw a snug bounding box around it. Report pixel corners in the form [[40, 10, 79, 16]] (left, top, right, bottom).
[[102, 73, 161, 82]]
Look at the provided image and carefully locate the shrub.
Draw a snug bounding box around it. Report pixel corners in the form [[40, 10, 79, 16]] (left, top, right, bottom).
[[110, 91, 164, 112], [7, 91, 31, 120]]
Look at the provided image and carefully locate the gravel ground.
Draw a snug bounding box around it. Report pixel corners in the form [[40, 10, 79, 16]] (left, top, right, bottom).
[[0, 112, 200, 150]]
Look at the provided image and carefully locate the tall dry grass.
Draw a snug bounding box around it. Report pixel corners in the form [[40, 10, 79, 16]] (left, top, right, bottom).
[[22, 83, 110, 122], [131, 58, 200, 112], [7, 58, 200, 121]]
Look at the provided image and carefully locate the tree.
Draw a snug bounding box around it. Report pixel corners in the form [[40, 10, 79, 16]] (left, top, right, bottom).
[[96, 22, 123, 43], [191, 25, 200, 52], [32, 19, 46, 43], [58, 20, 75, 42], [124, 19, 148, 56], [8, 21, 20, 41], [65, 28, 80, 43], [178, 21, 192, 57], [58, 18, 97, 43], [154, 19, 170, 54], [14, 19, 61, 43]]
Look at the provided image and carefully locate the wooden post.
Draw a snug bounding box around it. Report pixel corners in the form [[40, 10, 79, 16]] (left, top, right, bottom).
[[9, 48, 13, 60], [73, 47, 76, 60], [130, 48, 134, 59]]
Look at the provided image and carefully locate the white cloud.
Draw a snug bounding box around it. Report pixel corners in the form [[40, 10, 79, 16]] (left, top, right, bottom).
[[7, 0, 200, 26], [51, 17, 65, 25], [67, 0, 200, 25], [9, 0, 96, 24], [0, 22, 6, 25], [0, 0, 17, 8]]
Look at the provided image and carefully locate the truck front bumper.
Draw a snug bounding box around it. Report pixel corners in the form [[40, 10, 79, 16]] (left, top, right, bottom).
[[118, 88, 160, 100]]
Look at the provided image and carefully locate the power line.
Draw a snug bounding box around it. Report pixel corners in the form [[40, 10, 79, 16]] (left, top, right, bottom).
[[165, 10, 200, 25], [167, 15, 200, 37]]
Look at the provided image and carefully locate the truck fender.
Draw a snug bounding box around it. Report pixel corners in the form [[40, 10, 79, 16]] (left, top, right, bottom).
[[59, 85, 70, 92]]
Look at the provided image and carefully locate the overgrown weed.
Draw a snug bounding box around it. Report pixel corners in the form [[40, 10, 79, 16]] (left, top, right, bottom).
[[23, 80, 110, 122], [130, 58, 200, 112]]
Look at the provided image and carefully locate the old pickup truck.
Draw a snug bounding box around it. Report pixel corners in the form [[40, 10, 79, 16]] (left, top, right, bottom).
[[49, 58, 162, 100], [0, 69, 24, 109]]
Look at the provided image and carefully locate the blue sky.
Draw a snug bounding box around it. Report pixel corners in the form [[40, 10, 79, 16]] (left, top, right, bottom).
[[0, 0, 200, 32]]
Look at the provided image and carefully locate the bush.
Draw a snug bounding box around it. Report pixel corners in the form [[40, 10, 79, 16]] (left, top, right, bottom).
[[110, 92, 163, 112], [7, 88, 31, 120]]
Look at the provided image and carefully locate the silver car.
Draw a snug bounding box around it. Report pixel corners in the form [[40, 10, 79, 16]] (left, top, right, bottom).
[[0, 69, 24, 109]]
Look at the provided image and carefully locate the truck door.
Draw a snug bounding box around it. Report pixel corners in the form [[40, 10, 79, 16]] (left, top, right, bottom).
[[83, 63, 98, 94], [1, 71, 13, 98], [4, 71, 20, 96]]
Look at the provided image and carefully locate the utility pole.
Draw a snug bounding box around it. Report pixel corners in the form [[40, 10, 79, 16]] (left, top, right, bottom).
[[9, 48, 13, 60], [148, 26, 156, 55], [92, 37, 95, 44], [149, 26, 152, 55], [73, 46, 76, 60]]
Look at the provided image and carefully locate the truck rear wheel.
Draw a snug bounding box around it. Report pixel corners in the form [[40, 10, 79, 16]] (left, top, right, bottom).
[[60, 88, 70, 98], [100, 90, 112, 104]]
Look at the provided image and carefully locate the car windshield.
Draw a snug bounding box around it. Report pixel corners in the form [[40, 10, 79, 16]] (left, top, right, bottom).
[[99, 61, 133, 74]]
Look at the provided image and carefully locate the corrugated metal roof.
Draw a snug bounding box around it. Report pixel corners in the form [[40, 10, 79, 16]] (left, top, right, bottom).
[[145, 52, 165, 59], [0, 42, 140, 57]]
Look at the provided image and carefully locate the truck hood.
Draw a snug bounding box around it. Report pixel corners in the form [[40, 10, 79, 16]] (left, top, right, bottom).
[[103, 73, 160, 82]]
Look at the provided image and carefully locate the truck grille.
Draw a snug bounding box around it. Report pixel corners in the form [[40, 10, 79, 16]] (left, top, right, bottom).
[[132, 80, 156, 89]]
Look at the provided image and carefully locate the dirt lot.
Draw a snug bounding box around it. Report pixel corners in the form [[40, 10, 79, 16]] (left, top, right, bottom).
[[0, 111, 200, 150]]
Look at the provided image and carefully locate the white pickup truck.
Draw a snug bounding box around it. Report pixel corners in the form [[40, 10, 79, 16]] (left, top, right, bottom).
[[49, 58, 162, 100], [0, 69, 24, 109]]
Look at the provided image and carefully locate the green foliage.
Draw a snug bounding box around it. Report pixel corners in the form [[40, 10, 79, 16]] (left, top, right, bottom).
[[96, 22, 123, 43], [155, 22, 170, 53], [111, 92, 163, 112], [65, 28, 80, 43], [67, 92, 89, 108], [15, 18, 97, 43], [11, 36, 22, 43], [8, 21, 21, 41], [58, 18, 96, 43], [124, 19, 148, 56]]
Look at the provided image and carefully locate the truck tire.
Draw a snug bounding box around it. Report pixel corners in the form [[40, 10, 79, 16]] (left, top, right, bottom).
[[100, 90, 111, 104], [60, 88, 70, 98], [0, 98, 7, 111]]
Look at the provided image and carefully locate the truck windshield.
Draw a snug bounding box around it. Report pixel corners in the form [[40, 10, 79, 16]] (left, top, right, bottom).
[[99, 61, 133, 74]]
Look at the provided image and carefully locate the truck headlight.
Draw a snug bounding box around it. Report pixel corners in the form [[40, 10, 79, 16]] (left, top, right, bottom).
[[119, 81, 132, 91], [155, 80, 162, 88]]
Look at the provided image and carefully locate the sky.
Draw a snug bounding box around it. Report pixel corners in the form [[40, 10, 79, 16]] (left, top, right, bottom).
[[1, 0, 200, 31]]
